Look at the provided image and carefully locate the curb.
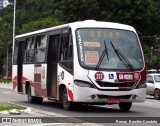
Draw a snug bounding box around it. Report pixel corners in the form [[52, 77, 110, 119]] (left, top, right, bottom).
[[6, 102, 65, 117], [5, 102, 85, 122], [0, 82, 12, 84], [0, 82, 12, 89], [0, 103, 104, 125], [0, 86, 103, 125], [3, 102, 98, 124]]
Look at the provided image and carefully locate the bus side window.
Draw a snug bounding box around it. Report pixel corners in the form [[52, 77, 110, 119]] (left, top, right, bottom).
[[34, 34, 47, 63], [24, 37, 35, 63]]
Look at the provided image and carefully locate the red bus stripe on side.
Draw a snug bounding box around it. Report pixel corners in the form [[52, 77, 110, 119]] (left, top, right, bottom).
[[67, 88, 73, 101], [31, 83, 47, 97]]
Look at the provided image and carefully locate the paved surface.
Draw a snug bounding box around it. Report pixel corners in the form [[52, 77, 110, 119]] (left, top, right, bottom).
[[1, 82, 160, 126], [0, 82, 102, 126]]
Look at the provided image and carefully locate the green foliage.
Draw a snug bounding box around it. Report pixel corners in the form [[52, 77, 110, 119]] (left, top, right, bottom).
[[0, 104, 26, 111], [0, 0, 64, 75], [19, 18, 63, 34], [60, 0, 160, 35], [0, 80, 12, 83], [0, 0, 160, 72]]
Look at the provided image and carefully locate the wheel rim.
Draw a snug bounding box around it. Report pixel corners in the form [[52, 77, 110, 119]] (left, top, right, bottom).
[[155, 90, 160, 99]]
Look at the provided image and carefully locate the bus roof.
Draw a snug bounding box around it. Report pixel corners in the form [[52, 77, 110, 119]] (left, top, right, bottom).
[[15, 20, 135, 39]]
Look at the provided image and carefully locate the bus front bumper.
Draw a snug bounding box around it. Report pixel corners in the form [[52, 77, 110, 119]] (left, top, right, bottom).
[[73, 85, 146, 103]]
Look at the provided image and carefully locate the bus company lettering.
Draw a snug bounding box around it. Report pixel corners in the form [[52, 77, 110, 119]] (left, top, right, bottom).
[[34, 66, 42, 74], [118, 74, 133, 80], [34, 64, 42, 82], [118, 73, 140, 81], [77, 31, 84, 61], [95, 72, 104, 80], [42, 66, 45, 79]]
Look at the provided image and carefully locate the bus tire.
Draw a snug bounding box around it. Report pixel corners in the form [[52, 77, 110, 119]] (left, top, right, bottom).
[[27, 85, 36, 103], [27, 85, 43, 104], [36, 97, 43, 104], [154, 89, 160, 100], [62, 88, 74, 111], [119, 102, 132, 111]]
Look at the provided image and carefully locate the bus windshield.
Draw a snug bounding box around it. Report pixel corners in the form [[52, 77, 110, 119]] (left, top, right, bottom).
[[76, 28, 143, 71]]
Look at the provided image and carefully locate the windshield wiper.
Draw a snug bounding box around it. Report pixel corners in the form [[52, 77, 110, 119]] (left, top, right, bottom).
[[96, 41, 109, 70], [110, 41, 134, 71]]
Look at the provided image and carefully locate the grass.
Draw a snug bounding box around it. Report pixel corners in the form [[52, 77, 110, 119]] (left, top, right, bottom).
[[0, 104, 26, 111], [0, 80, 12, 83]]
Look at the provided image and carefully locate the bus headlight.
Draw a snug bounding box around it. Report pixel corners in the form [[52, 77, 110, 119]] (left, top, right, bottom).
[[74, 80, 91, 87]]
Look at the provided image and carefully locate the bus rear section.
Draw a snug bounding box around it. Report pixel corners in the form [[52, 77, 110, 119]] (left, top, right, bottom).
[[12, 20, 146, 111]]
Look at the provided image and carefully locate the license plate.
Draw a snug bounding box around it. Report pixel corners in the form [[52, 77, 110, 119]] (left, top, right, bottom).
[[107, 98, 120, 104]]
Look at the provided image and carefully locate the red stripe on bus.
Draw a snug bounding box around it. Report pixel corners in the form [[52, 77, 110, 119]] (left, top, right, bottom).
[[31, 83, 47, 97], [13, 76, 28, 88], [13, 76, 46, 97], [67, 88, 73, 101], [13, 76, 17, 89]]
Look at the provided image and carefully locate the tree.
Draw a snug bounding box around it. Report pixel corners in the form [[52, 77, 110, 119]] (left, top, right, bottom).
[[59, 0, 160, 69], [0, 0, 63, 76], [0, 0, 160, 75], [20, 18, 63, 34]]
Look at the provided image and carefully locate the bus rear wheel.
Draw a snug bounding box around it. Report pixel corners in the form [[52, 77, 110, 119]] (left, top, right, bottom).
[[62, 88, 74, 111], [27, 85, 43, 104], [119, 102, 132, 111]]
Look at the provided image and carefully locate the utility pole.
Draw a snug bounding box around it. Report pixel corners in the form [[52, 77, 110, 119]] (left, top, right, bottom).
[[12, 0, 16, 64], [6, 46, 8, 77]]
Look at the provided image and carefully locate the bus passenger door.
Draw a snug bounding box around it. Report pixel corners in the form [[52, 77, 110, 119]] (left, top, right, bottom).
[[17, 41, 24, 93], [47, 35, 60, 97]]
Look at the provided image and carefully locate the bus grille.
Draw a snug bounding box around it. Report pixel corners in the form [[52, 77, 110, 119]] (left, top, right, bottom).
[[96, 81, 135, 88], [97, 95, 132, 99]]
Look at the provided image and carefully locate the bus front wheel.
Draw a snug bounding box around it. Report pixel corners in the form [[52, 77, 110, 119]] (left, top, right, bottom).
[[154, 89, 160, 100], [119, 102, 132, 111], [62, 88, 74, 111]]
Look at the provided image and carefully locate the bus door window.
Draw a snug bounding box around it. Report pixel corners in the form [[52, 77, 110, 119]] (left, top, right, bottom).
[[34, 34, 47, 63], [52, 36, 60, 63], [17, 40, 25, 92], [47, 35, 60, 64]]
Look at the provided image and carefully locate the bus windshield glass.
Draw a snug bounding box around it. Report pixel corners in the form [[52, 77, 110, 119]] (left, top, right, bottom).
[[76, 28, 143, 71]]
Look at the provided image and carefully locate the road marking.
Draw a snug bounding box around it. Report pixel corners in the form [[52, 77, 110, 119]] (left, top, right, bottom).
[[31, 123, 67, 126], [31, 123, 103, 126], [2, 92, 10, 94]]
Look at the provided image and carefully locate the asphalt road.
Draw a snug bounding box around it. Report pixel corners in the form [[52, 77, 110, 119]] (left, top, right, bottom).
[[0, 88, 160, 126]]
